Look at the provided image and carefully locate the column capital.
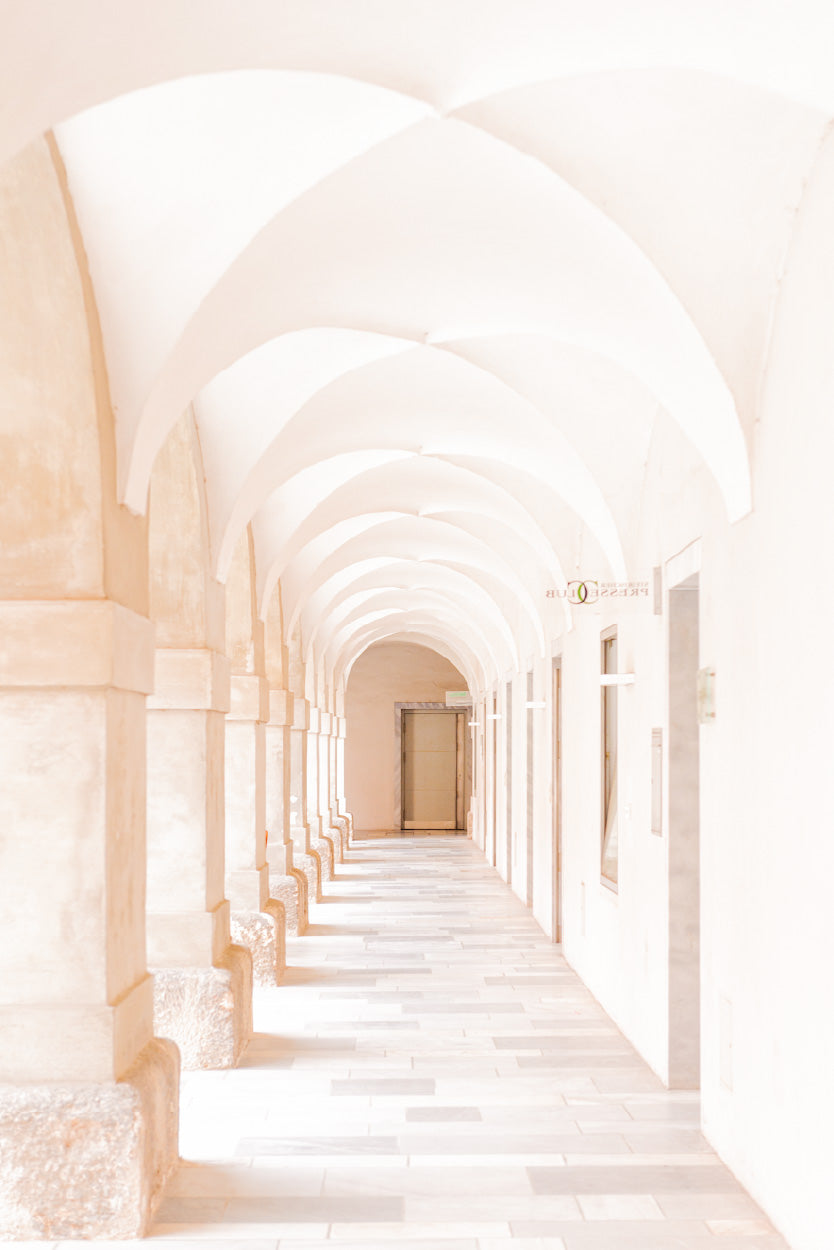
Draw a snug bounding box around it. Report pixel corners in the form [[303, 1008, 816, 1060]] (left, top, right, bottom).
[[308, 705, 321, 734], [0, 600, 154, 693], [147, 647, 230, 712], [267, 687, 293, 726], [319, 710, 332, 735], [228, 672, 269, 722], [293, 696, 310, 731]]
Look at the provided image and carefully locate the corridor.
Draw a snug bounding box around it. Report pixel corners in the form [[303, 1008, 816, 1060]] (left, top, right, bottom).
[[144, 837, 786, 1249]]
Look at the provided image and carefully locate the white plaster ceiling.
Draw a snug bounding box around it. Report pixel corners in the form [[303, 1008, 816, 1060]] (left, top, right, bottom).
[[3, 2, 828, 693]]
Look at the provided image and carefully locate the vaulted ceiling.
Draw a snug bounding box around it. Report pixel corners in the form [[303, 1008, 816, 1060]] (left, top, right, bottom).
[[4, 1, 829, 690]]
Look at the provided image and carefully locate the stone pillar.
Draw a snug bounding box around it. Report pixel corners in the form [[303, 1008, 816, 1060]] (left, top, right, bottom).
[[308, 707, 334, 883], [290, 696, 321, 902], [334, 715, 355, 846], [307, 705, 321, 838], [265, 688, 308, 936], [327, 724, 341, 862], [317, 711, 339, 871], [0, 601, 179, 1238], [225, 674, 285, 984], [146, 647, 252, 1069], [326, 716, 348, 861]]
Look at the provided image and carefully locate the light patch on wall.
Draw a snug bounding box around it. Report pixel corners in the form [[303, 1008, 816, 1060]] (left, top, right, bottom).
[[697, 667, 716, 722], [720, 996, 733, 1091], [651, 728, 663, 836]]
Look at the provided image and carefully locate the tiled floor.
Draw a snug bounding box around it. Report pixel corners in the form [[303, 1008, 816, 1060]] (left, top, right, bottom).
[[105, 837, 794, 1247]]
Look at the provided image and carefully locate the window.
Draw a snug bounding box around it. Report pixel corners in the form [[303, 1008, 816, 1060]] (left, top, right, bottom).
[[601, 630, 618, 886]]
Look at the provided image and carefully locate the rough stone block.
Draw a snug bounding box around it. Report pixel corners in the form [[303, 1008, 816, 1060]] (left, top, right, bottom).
[[290, 866, 309, 934], [330, 819, 348, 862], [270, 871, 307, 937], [0, 1037, 179, 1239], [312, 833, 335, 881], [298, 849, 322, 903], [231, 900, 285, 987], [152, 945, 252, 1070]]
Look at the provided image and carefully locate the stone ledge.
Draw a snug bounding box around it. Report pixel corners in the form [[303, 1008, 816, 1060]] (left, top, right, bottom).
[[228, 673, 270, 723], [0, 601, 154, 693], [268, 688, 293, 726], [0, 1036, 178, 1239], [148, 648, 230, 713]]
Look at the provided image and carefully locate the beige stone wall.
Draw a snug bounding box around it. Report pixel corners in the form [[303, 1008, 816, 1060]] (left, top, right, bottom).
[[344, 642, 466, 830]]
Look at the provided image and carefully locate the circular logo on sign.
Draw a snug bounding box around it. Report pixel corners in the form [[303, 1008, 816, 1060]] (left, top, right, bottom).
[[567, 580, 599, 605]]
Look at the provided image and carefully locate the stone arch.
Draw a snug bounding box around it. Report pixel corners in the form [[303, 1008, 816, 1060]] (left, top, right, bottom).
[[0, 136, 176, 1238]]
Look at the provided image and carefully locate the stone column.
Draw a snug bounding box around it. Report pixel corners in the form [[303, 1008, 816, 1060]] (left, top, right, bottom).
[[265, 688, 308, 936], [306, 705, 321, 838], [146, 647, 252, 1069], [308, 707, 334, 883], [0, 601, 179, 1238], [290, 696, 321, 902], [225, 674, 285, 984], [317, 711, 339, 871], [327, 716, 348, 861], [335, 715, 356, 845]]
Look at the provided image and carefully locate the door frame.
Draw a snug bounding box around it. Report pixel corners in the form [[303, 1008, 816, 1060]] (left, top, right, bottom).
[[551, 655, 563, 943], [667, 570, 701, 1088], [394, 702, 467, 831]]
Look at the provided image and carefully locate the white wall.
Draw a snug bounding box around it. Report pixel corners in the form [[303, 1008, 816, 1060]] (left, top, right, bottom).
[[344, 641, 467, 831], [466, 136, 834, 1250], [462, 141, 834, 1245], [694, 126, 834, 1250]]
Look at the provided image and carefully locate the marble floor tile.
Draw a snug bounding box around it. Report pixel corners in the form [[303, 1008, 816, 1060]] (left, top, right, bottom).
[[220, 1196, 404, 1223], [166, 1166, 325, 1197], [119, 836, 791, 1249], [276, 1243, 478, 1250], [321, 1164, 533, 1197], [707, 1218, 777, 1234], [528, 1164, 743, 1193], [404, 1196, 582, 1222], [406, 1106, 483, 1121], [478, 1241, 567, 1250], [234, 1137, 400, 1156], [331, 1078, 435, 1095], [656, 1192, 767, 1219], [327, 1222, 512, 1240], [575, 1194, 664, 1220]]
